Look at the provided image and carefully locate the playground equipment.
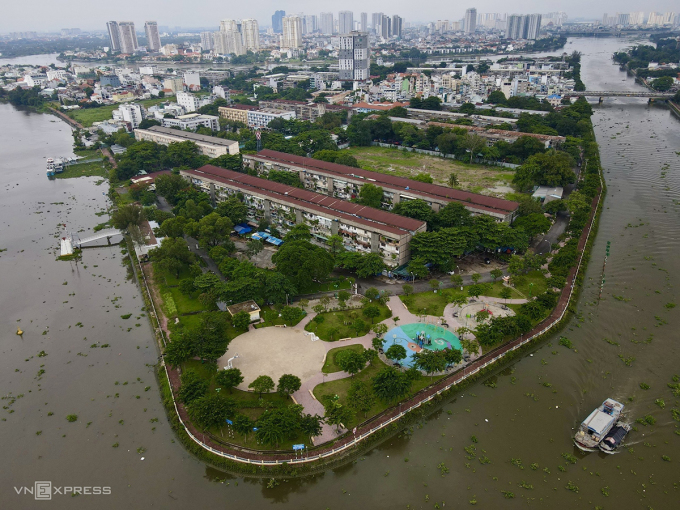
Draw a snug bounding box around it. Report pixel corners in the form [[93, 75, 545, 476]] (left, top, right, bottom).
[[224, 354, 240, 369], [305, 332, 320, 342]]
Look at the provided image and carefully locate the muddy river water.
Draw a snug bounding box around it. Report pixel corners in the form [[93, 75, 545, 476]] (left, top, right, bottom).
[[1, 37, 679, 509]]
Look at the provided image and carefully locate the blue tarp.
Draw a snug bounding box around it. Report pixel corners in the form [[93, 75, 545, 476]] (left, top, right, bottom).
[[234, 224, 252, 234], [251, 231, 268, 241], [266, 236, 283, 246]]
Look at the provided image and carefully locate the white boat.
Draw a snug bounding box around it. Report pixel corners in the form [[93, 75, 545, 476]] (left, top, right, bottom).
[[574, 398, 624, 452], [46, 156, 70, 177]]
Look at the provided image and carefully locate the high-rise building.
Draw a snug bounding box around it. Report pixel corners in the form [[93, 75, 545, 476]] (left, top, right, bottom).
[[380, 15, 392, 38], [144, 21, 161, 52], [465, 8, 477, 33], [338, 31, 369, 81], [391, 15, 403, 38], [320, 12, 334, 34], [629, 12, 645, 25], [616, 13, 631, 26], [506, 14, 524, 39], [282, 16, 303, 48], [304, 15, 318, 34], [106, 21, 121, 52], [360, 13, 368, 32], [216, 20, 244, 56], [272, 10, 285, 33], [339, 11, 354, 34], [200, 31, 214, 51], [118, 22, 138, 54], [242, 19, 260, 51], [525, 14, 542, 40], [371, 13, 383, 34]]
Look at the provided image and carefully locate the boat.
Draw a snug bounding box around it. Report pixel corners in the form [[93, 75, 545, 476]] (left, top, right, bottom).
[[46, 156, 70, 177], [573, 398, 624, 452], [599, 422, 631, 454]]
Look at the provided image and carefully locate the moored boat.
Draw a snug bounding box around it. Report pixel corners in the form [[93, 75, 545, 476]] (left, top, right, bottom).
[[599, 422, 631, 454], [574, 398, 624, 452]]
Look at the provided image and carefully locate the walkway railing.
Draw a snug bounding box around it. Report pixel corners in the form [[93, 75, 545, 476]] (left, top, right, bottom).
[[138, 162, 603, 465]]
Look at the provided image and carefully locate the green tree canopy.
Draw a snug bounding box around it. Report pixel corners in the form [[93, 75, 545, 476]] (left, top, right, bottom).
[[357, 183, 384, 209], [248, 375, 275, 397]]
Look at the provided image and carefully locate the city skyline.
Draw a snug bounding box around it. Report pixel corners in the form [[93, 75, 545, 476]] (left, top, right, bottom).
[[3, 1, 679, 32]]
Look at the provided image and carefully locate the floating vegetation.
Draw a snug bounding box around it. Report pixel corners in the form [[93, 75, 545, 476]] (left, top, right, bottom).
[[37, 351, 47, 357], [661, 455, 671, 462], [601, 486, 610, 497], [66, 414, 78, 422], [636, 415, 656, 426], [561, 453, 578, 465], [665, 302, 676, 309], [558, 337, 573, 349], [120, 314, 132, 319], [655, 399, 665, 409], [530, 463, 539, 470], [501, 491, 515, 499], [437, 463, 449, 476], [618, 355, 635, 366], [604, 338, 619, 346], [518, 481, 533, 490], [612, 295, 631, 302], [510, 458, 523, 469], [639, 383, 650, 390], [565, 481, 579, 493]]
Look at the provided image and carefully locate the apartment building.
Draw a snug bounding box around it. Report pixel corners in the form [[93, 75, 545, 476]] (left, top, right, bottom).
[[258, 99, 349, 122], [218, 104, 259, 124], [134, 126, 239, 157], [144, 21, 161, 52], [338, 31, 370, 81], [243, 150, 519, 222], [161, 113, 219, 131], [246, 109, 296, 129], [180, 165, 427, 266]]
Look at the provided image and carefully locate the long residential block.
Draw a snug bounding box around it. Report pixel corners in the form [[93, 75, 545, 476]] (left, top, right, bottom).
[[180, 165, 427, 266], [134, 126, 239, 157], [243, 149, 519, 222]]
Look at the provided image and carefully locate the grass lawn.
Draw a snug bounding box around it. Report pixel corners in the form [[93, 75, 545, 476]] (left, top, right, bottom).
[[313, 358, 443, 429], [323, 344, 365, 373], [165, 285, 210, 314], [69, 97, 173, 127], [475, 281, 526, 300], [254, 306, 306, 328], [305, 303, 392, 341], [180, 359, 308, 449], [299, 276, 352, 294], [514, 270, 548, 298], [344, 146, 516, 198], [55, 159, 108, 179]]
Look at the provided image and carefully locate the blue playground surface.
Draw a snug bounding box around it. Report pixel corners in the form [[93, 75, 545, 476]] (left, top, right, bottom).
[[383, 323, 461, 368]]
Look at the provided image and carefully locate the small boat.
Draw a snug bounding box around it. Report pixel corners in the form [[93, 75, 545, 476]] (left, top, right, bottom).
[[574, 398, 624, 452], [599, 422, 631, 454]]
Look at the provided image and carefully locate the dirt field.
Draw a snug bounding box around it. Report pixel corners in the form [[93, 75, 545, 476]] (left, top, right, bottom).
[[344, 146, 516, 198]]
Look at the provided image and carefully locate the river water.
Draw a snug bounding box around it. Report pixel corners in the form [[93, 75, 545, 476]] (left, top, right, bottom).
[[1, 37, 679, 509]]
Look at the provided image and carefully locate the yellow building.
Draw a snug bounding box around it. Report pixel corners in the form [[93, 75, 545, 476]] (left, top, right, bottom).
[[218, 104, 258, 124], [226, 300, 261, 322]]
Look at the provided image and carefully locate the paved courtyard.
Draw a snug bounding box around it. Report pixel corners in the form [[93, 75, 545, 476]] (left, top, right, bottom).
[[216, 327, 326, 390]]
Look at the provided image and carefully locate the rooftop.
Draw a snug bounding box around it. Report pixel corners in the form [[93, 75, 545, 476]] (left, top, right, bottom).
[[253, 150, 519, 216], [140, 126, 238, 147], [226, 300, 261, 316], [184, 165, 427, 237]]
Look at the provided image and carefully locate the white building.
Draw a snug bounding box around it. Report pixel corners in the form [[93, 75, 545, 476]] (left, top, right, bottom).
[[213, 85, 231, 101], [144, 21, 161, 52], [247, 109, 295, 129], [46, 69, 69, 82], [112, 103, 146, 129], [241, 19, 260, 52], [339, 11, 354, 34], [161, 113, 219, 131], [135, 126, 239, 157], [118, 22, 138, 54], [163, 77, 184, 94], [200, 31, 214, 51], [282, 16, 303, 49], [215, 19, 244, 56], [176, 91, 215, 113], [183, 72, 201, 91], [24, 74, 48, 87], [465, 8, 477, 33]]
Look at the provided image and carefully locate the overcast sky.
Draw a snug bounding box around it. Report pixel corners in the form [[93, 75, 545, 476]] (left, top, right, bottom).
[[3, 1, 678, 32]]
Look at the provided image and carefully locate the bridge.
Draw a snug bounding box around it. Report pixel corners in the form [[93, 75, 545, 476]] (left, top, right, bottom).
[[74, 229, 124, 248], [564, 91, 675, 100]]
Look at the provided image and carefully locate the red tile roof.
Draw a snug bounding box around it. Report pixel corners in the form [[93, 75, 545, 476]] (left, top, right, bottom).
[[253, 150, 518, 216], [185, 165, 426, 237]]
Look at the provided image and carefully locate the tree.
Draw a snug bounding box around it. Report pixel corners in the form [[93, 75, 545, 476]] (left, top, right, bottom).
[[337, 350, 366, 377], [411, 172, 433, 184], [363, 347, 378, 366], [488, 90, 507, 104], [299, 414, 323, 442], [178, 370, 208, 404], [436, 202, 471, 229], [443, 348, 463, 366], [232, 311, 251, 331], [372, 323, 388, 338], [372, 336, 385, 351], [245, 239, 264, 258], [372, 366, 412, 403], [362, 304, 381, 324], [385, 344, 407, 364], [327, 234, 344, 255], [347, 380, 376, 418], [490, 268, 503, 282], [462, 133, 485, 164], [277, 374, 302, 397], [216, 197, 248, 225], [272, 240, 334, 291], [357, 253, 386, 279], [413, 350, 447, 375], [357, 183, 384, 209], [154, 174, 187, 204], [513, 213, 551, 242], [500, 286, 513, 304], [215, 368, 243, 393], [111, 204, 145, 230], [364, 287, 380, 301], [283, 223, 312, 242], [280, 306, 304, 325], [471, 272, 481, 284], [392, 199, 435, 224], [323, 398, 354, 432], [255, 404, 303, 447], [188, 394, 237, 432], [651, 76, 674, 91], [448, 173, 459, 187], [151, 237, 194, 278], [248, 375, 275, 398], [338, 290, 351, 304], [428, 279, 440, 291], [186, 212, 233, 248], [407, 256, 430, 279], [232, 414, 254, 443], [352, 318, 367, 336], [402, 284, 414, 296], [164, 333, 195, 367], [467, 284, 484, 299]]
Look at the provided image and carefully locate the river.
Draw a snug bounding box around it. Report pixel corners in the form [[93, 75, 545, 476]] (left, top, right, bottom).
[[1, 36, 679, 509]]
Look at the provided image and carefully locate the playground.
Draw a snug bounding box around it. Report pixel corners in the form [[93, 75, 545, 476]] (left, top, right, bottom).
[[216, 327, 326, 391], [383, 323, 462, 368]]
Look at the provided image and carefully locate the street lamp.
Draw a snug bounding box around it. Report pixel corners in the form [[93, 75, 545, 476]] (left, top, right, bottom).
[[529, 282, 534, 298], [411, 272, 415, 283]]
